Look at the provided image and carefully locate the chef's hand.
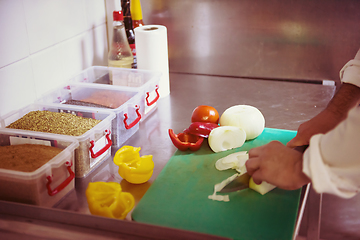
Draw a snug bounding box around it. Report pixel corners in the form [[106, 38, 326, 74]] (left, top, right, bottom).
[[246, 141, 311, 190]]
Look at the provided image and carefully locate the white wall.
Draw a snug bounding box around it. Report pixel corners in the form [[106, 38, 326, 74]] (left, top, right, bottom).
[[0, 0, 115, 117]]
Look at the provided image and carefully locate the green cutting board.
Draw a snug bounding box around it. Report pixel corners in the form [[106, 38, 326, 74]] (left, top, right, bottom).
[[132, 128, 301, 240]]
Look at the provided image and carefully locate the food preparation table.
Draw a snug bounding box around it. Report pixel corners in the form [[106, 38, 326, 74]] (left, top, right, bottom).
[[0, 72, 336, 239]]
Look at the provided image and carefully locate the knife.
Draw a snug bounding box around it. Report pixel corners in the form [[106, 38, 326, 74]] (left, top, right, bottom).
[[218, 145, 309, 193], [219, 172, 251, 193]]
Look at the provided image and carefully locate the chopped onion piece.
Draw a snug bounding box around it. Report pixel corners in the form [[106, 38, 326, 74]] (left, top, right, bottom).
[[208, 194, 229, 202], [208, 126, 246, 153], [249, 178, 276, 195], [211, 151, 277, 198], [208, 173, 240, 202], [215, 151, 249, 172], [215, 173, 240, 191]]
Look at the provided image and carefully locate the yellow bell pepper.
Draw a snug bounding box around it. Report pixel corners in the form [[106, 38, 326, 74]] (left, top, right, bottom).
[[85, 182, 135, 219], [113, 146, 154, 184]]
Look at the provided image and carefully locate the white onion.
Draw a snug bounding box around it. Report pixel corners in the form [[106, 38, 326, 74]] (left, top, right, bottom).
[[208, 173, 239, 202], [208, 194, 229, 202], [208, 126, 246, 153], [219, 105, 265, 140], [215, 151, 248, 172], [249, 178, 276, 195], [211, 151, 276, 198]]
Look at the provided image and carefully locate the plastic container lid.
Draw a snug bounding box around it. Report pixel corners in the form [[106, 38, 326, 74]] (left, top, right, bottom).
[[113, 10, 123, 21]]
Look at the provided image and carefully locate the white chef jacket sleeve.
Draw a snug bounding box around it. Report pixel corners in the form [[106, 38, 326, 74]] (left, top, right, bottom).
[[302, 49, 360, 198], [339, 49, 360, 87], [303, 105, 360, 198]]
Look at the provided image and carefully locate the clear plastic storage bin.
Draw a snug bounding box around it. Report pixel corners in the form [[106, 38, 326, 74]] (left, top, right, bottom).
[[0, 128, 79, 207], [68, 66, 162, 120], [0, 104, 115, 178], [36, 83, 143, 148]]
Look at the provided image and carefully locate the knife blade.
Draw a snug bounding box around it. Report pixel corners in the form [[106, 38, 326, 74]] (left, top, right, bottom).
[[218, 145, 309, 193], [219, 172, 251, 193]]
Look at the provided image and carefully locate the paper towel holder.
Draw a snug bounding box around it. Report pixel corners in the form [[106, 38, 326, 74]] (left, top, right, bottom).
[[144, 27, 159, 31]]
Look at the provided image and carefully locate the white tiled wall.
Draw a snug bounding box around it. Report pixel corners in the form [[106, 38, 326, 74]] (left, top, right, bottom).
[[0, 0, 118, 117]]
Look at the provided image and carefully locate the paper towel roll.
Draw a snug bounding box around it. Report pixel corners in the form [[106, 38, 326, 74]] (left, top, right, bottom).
[[135, 25, 170, 98]]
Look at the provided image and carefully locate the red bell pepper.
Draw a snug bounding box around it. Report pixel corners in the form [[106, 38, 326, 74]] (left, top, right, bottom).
[[184, 122, 219, 138], [168, 129, 204, 151]]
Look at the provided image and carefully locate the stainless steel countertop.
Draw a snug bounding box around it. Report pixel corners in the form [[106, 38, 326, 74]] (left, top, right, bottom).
[[0, 73, 335, 239]]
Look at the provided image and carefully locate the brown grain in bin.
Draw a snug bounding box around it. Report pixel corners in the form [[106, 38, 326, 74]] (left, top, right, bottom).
[[80, 90, 130, 108], [6, 110, 101, 136], [5, 110, 106, 177], [0, 141, 75, 206], [0, 144, 62, 172]]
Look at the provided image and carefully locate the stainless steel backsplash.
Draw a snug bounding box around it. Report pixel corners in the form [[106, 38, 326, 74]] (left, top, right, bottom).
[[141, 0, 360, 84]]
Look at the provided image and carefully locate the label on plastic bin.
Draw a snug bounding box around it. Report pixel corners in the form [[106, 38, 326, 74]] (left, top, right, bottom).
[[10, 136, 51, 146], [111, 71, 144, 87]]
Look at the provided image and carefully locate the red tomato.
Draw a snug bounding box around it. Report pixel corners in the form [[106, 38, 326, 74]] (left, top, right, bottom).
[[191, 105, 219, 124]]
